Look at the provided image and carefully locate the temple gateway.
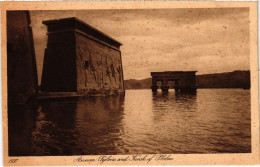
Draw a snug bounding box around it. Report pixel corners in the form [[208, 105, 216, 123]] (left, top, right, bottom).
[[151, 71, 197, 92], [41, 17, 125, 97]]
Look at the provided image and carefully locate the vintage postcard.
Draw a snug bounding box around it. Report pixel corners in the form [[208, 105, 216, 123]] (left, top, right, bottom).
[[1, 1, 259, 166]]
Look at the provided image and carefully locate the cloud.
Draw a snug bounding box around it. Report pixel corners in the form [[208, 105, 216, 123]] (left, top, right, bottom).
[[30, 8, 250, 81]]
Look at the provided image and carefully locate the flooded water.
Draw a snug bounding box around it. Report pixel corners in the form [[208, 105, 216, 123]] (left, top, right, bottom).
[[8, 89, 251, 156]]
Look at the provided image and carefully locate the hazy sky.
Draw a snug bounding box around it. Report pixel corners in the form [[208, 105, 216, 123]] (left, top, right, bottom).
[[30, 8, 250, 82]]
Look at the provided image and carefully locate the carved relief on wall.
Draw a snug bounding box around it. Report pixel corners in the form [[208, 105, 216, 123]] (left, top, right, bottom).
[[77, 46, 123, 91]]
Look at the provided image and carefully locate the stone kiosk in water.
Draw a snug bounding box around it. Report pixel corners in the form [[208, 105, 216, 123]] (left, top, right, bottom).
[[151, 71, 197, 92], [40, 17, 124, 98]]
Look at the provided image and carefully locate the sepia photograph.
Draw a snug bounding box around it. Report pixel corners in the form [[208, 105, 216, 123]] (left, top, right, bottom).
[[1, 1, 259, 166]]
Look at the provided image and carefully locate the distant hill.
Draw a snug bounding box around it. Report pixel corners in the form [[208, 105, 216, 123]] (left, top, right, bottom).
[[124, 70, 250, 89]]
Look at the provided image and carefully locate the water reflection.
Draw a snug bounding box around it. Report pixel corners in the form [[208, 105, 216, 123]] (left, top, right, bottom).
[[9, 95, 125, 156], [8, 89, 251, 156], [152, 90, 197, 113], [31, 99, 78, 155], [74, 96, 125, 155], [149, 90, 199, 153], [8, 104, 38, 156]]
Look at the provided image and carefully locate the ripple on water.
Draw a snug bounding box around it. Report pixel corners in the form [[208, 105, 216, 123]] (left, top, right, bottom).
[[8, 89, 251, 155]]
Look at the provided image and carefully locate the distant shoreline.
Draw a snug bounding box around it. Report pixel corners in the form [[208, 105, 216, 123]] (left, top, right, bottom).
[[124, 70, 250, 90], [124, 88, 250, 90]]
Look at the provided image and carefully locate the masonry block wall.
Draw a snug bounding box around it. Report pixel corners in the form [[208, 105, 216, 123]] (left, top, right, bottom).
[[41, 17, 124, 94], [7, 11, 38, 104]]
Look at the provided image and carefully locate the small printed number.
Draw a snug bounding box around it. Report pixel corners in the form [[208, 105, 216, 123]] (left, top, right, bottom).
[[9, 159, 18, 163]]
